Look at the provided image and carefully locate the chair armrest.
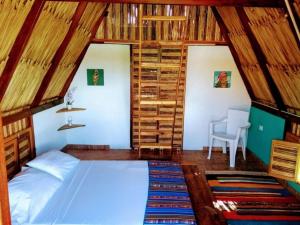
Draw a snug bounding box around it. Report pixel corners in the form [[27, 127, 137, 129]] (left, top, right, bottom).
[[210, 117, 227, 125]]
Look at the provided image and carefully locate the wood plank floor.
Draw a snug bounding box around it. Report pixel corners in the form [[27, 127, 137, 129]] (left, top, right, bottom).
[[63, 148, 268, 225]]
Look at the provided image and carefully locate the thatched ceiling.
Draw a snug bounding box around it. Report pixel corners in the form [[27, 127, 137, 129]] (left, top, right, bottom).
[[0, 0, 299, 120]]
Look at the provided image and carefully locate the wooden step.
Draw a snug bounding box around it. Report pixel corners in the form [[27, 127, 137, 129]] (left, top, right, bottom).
[[140, 100, 176, 105], [142, 40, 184, 46], [140, 116, 174, 121], [141, 82, 177, 87], [141, 62, 180, 69], [140, 143, 172, 149], [142, 16, 186, 21], [140, 130, 173, 135]]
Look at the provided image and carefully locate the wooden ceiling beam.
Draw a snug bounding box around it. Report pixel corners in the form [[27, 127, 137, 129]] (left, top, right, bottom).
[[211, 7, 256, 100], [31, 2, 88, 107], [46, 0, 284, 7], [59, 4, 110, 97], [236, 7, 286, 111], [0, 0, 45, 102]]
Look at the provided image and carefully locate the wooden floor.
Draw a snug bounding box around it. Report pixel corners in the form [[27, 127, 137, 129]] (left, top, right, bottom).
[[63, 148, 268, 225]]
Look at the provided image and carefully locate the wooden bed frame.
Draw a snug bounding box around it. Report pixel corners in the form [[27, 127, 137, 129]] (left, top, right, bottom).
[[0, 109, 36, 225]]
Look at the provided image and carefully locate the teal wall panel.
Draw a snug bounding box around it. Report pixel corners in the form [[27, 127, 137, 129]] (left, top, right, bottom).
[[247, 106, 300, 193]]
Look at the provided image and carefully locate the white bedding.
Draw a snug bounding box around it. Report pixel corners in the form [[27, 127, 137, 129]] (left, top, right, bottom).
[[28, 160, 149, 225]]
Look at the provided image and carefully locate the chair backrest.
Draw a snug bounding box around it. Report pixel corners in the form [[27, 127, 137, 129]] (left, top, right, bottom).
[[226, 109, 249, 136]]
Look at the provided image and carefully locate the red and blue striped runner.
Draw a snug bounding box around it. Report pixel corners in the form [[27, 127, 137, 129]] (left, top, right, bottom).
[[144, 161, 196, 225]]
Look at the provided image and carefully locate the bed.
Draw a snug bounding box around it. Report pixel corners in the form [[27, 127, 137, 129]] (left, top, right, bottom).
[[8, 151, 196, 225]]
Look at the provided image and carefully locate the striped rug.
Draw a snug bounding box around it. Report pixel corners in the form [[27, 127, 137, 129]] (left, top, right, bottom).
[[144, 161, 196, 225], [207, 174, 300, 225]]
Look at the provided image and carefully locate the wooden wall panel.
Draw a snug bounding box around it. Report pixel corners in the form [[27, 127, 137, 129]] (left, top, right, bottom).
[[0, 0, 34, 77], [42, 3, 107, 100], [1, 2, 78, 113], [131, 45, 187, 149], [96, 4, 224, 43], [216, 7, 276, 107], [245, 7, 300, 115]]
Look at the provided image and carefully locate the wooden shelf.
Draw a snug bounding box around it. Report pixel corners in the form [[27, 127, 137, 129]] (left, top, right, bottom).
[[57, 124, 85, 131], [56, 107, 86, 113]]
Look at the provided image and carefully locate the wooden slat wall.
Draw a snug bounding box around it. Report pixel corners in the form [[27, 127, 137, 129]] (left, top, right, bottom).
[[0, 0, 34, 77], [244, 7, 300, 115], [1, 2, 78, 113], [216, 7, 276, 107], [96, 4, 224, 42], [131, 44, 187, 149], [42, 2, 107, 101]]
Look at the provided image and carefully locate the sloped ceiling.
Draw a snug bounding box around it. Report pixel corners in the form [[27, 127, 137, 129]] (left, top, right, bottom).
[[0, 0, 299, 120]]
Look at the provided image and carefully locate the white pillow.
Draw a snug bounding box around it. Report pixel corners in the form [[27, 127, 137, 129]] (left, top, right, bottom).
[[27, 150, 79, 181], [9, 168, 61, 224]]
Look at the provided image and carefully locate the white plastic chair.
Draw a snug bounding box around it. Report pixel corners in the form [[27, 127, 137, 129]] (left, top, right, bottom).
[[207, 109, 251, 167]]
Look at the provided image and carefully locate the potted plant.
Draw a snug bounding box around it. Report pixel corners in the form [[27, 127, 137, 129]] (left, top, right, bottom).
[[66, 87, 77, 110]]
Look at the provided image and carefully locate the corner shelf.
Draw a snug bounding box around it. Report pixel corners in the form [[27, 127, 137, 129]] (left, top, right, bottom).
[[56, 107, 86, 113], [58, 124, 86, 131]]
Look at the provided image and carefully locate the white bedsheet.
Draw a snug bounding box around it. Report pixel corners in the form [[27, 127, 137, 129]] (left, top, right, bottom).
[[29, 160, 149, 225]]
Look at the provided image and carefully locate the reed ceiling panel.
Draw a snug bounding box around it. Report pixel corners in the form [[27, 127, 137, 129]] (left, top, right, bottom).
[[1, 2, 78, 113], [217, 7, 276, 106], [292, 0, 300, 18], [245, 7, 300, 115], [43, 2, 107, 101], [0, 0, 34, 76], [96, 4, 224, 42]]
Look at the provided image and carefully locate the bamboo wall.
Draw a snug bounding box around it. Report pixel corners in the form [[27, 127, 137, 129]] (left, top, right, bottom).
[[0, 0, 34, 77], [131, 45, 187, 149], [217, 7, 277, 107], [1, 2, 78, 114], [96, 4, 224, 42], [244, 7, 300, 115], [42, 3, 107, 101]]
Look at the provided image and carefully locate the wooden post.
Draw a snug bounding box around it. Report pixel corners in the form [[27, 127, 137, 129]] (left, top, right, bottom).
[[0, 107, 11, 225]]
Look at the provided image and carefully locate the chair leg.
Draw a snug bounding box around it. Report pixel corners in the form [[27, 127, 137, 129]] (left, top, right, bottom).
[[229, 141, 237, 168], [242, 141, 246, 160], [222, 141, 227, 154], [208, 136, 213, 159]]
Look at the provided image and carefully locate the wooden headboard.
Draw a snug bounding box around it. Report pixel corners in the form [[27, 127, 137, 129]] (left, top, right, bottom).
[[2, 115, 35, 179]]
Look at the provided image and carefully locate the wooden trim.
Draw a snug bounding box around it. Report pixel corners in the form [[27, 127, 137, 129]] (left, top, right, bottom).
[[236, 7, 286, 111], [0, 109, 11, 225], [31, 2, 88, 107], [0, 0, 45, 102], [59, 4, 110, 97], [30, 97, 64, 114], [2, 110, 31, 126], [91, 38, 228, 45], [211, 7, 256, 100], [45, 0, 284, 7], [252, 101, 300, 123]]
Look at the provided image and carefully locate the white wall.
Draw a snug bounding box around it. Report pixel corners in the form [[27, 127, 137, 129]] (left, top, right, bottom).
[[65, 44, 130, 148], [33, 103, 67, 154], [183, 46, 251, 150]]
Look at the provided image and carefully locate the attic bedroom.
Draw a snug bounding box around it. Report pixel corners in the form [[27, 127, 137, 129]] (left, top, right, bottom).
[[0, 0, 299, 225]]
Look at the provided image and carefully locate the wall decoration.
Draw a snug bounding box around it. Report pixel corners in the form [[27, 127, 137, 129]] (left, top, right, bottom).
[[87, 69, 104, 86], [214, 71, 231, 88]]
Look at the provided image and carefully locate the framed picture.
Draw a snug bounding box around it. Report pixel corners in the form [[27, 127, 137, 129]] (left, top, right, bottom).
[[213, 71, 231, 88], [87, 69, 104, 86]]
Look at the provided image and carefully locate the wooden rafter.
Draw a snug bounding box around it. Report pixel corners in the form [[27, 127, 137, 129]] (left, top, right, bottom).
[[59, 4, 110, 97], [211, 7, 255, 100], [31, 2, 88, 107], [46, 0, 284, 7], [0, 0, 45, 102], [0, 109, 11, 225], [236, 7, 286, 111]]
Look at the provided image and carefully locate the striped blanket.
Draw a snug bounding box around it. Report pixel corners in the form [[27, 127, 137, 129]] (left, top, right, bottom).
[[144, 161, 196, 225], [207, 174, 300, 225]]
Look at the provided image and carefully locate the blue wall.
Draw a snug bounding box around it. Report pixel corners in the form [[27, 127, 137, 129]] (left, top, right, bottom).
[[247, 106, 300, 193]]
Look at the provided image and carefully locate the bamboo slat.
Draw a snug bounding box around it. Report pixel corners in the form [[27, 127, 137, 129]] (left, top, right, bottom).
[[43, 3, 106, 100], [96, 3, 224, 43], [1, 2, 78, 112], [0, 0, 34, 76]]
